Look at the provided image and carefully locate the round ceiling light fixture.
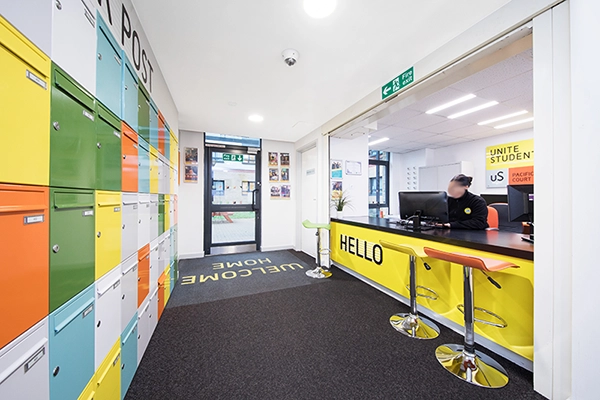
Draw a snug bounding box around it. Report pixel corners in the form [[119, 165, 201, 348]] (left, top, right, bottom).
[[304, 0, 337, 19], [248, 114, 264, 123]]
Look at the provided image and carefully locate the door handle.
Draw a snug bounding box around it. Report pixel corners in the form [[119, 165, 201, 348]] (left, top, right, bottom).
[[251, 189, 258, 211]]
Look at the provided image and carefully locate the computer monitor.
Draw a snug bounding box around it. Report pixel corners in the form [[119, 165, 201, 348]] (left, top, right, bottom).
[[508, 185, 534, 222], [398, 191, 449, 223], [481, 194, 508, 205]]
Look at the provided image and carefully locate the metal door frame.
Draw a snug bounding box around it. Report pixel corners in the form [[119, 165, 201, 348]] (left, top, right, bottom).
[[203, 144, 262, 255]]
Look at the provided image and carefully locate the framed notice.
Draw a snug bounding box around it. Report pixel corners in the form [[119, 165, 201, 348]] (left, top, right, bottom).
[[269, 152, 278, 166], [184, 165, 198, 183], [280, 153, 290, 166], [331, 180, 342, 198], [280, 167, 290, 182], [281, 185, 291, 199], [331, 159, 343, 179], [270, 185, 281, 198], [345, 160, 362, 176], [184, 147, 198, 165], [269, 168, 279, 182]]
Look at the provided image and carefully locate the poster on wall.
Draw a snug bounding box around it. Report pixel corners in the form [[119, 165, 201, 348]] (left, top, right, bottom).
[[270, 185, 281, 198], [269, 152, 278, 166], [184, 165, 198, 183], [345, 160, 362, 176], [269, 168, 279, 181], [331, 181, 343, 198], [185, 147, 198, 165], [331, 159, 343, 179], [280, 167, 290, 182], [281, 185, 291, 199], [485, 139, 534, 188], [280, 153, 290, 166]]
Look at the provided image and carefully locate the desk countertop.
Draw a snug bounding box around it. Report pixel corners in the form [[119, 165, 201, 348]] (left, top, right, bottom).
[[331, 216, 534, 261]]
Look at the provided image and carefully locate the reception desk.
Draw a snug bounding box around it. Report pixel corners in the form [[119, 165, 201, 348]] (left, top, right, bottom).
[[330, 217, 534, 369]]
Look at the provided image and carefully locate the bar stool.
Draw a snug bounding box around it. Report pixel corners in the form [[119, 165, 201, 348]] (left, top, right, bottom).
[[302, 220, 332, 279], [380, 241, 440, 339], [423, 247, 518, 389]]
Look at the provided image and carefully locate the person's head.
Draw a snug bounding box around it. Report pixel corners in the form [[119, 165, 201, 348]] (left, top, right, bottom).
[[448, 174, 473, 198]]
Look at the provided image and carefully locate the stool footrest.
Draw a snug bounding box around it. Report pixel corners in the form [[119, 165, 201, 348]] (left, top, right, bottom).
[[457, 304, 508, 328], [405, 285, 439, 301]]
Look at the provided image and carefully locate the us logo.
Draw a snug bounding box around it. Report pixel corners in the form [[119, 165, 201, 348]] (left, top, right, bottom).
[[464, 208, 472, 215]]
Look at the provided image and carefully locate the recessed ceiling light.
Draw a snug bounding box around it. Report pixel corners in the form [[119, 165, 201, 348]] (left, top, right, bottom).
[[248, 114, 264, 123], [447, 101, 499, 119], [494, 117, 534, 129], [425, 94, 476, 115], [304, 0, 337, 18], [478, 110, 528, 126], [368, 137, 389, 146]]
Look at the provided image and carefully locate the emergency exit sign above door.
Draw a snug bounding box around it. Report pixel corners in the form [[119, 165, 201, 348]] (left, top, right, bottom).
[[223, 153, 243, 162], [381, 67, 415, 99]]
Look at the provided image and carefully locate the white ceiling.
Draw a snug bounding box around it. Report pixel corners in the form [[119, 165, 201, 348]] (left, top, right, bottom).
[[131, 0, 510, 141], [369, 48, 533, 153]]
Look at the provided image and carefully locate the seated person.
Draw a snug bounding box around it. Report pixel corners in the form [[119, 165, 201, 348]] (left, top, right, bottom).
[[437, 174, 488, 230]]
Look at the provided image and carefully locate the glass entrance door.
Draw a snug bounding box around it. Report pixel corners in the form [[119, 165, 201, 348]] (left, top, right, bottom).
[[204, 146, 261, 255]]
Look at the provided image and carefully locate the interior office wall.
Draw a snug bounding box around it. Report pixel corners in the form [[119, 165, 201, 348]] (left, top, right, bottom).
[[178, 130, 204, 259], [389, 149, 435, 215], [329, 136, 369, 217], [570, 0, 600, 397], [261, 140, 296, 251]]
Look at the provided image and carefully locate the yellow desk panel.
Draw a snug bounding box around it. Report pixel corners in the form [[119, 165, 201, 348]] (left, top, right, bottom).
[[330, 221, 534, 361]]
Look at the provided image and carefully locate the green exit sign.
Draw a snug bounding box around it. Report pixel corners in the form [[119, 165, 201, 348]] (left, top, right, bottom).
[[382, 67, 414, 100], [223, 153, 244, 162]]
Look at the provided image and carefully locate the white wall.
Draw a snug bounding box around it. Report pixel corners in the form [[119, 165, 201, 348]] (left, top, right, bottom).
[[389, 149, 435, 215], [261, 140, 296, 251], [329, 136, 369, 217], [177, 130, 204, 259]]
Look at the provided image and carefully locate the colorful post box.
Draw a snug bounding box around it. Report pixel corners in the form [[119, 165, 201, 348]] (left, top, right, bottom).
[[96, 14, 122, 118], [48, 284, 95, 400], [157, 111, 166, 156], [157, 272, 166, 321], [50, 63, 96, 190], [149, 146, 159, 194], [121, 55, 138, 133], [49, 188, 95, 313], [79, 339, 121, 400], [149, 194, 159, 241], [120, 314, 138, 400], [158, 195, 165, 236], [137, 245, 150, 308], [94, 265, 121, 370], [0, 184, 49, 349], [164, 195, 170, 233], [164, 265, 172, 305], [121, 122, 139, 193], [164, 121, 171, 162], [0, 318, 49, 400], [95, 191, 122, 279], [0, 15, 50, 186], [121, 192, 138, 262], [149, 99, 159, 151], [137, 83, 150, 144], [137, 193, 151, 251], [96, 102, 122, 191], [149, 238, 160, 296], [137, 138, 150, 193], [120, 254, 138, 334]]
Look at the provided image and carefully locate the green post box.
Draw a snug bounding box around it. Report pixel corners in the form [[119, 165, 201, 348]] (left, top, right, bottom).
[[138, 83, 150, 144], [158, 194, 165, 236], [96, 102, 122, 191], [49, 188, 95, 313], [50, 64, 96, 189]]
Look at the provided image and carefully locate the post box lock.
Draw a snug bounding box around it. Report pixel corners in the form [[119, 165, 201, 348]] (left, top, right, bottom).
[[122, 224, 125, 229], [53, 366, 60, 376], [52, 245, 60, 253], [97, 231, 101, 238], [137, 277, 141, 281], [123, 154, 127, 159], [97, 142, 102, 149], [139, 219, 141, 224], [97, 53, 102, 60], [122, 363, 125, 370], [53, 122, 60, 131], [97, 321, 101, 328], [55, 0, 62, 10], [122, 294, 125, 300], [138, 105, 141, 109], [124, 85, 128, 91]]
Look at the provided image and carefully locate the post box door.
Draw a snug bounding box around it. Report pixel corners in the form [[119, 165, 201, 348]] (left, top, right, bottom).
[[0, 318, 49, 400], [169, 191, 175, 228], [148, 288, 158, 338], [0, 16, 50, 186], [169, 131, 178, 171], [121, 193, 138, 262], [96, 102, 122, 191], [137, 84, 150, 144], [164, 266, 172, 305], [137, 138, 150, 193], [122, 56, 138, 133], [149, 239, 159, 295], [164, 195, 170, 233], [170, 227, 176, 265], [164, 122, 171, 162], [94, 266, 121, 370], [163, 232, 171, 273], [95, 191, 122, 279], [51, 0, 96, 95], [169, 262, 176, 296], [50, 64, 96, 189], [162, 158, 171, 194], [136, 300, 148, 366], [158, 236, 166, 279], [93, 339, 121, 400], [137, 194, 150, 250], [120, 314, 137, 400], [0, 184, 49, 349], [137, 245, 150, 308], [157, 112, 165, 155], [158, 195, 165, 236], [149, 195, 159, 241], [96, 15, 122, 118], [121, 123, 139, 193], [149, 100, 159, 150], [149, 146, 159, 194], [48, 284, 95, 400], [120, 254, 138, 333], [173, 194, 178, 226], [157, 273, 166, 321], [49, 188, 95, 313]]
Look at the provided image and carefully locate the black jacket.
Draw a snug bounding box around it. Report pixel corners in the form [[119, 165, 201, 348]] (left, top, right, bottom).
[[448, 191, 488, 230]]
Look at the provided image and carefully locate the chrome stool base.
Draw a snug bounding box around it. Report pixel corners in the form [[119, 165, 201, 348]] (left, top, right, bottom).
[[435, 344, 509, 389], [306, 267, 332, 279], [390, 313, 440, 339]]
